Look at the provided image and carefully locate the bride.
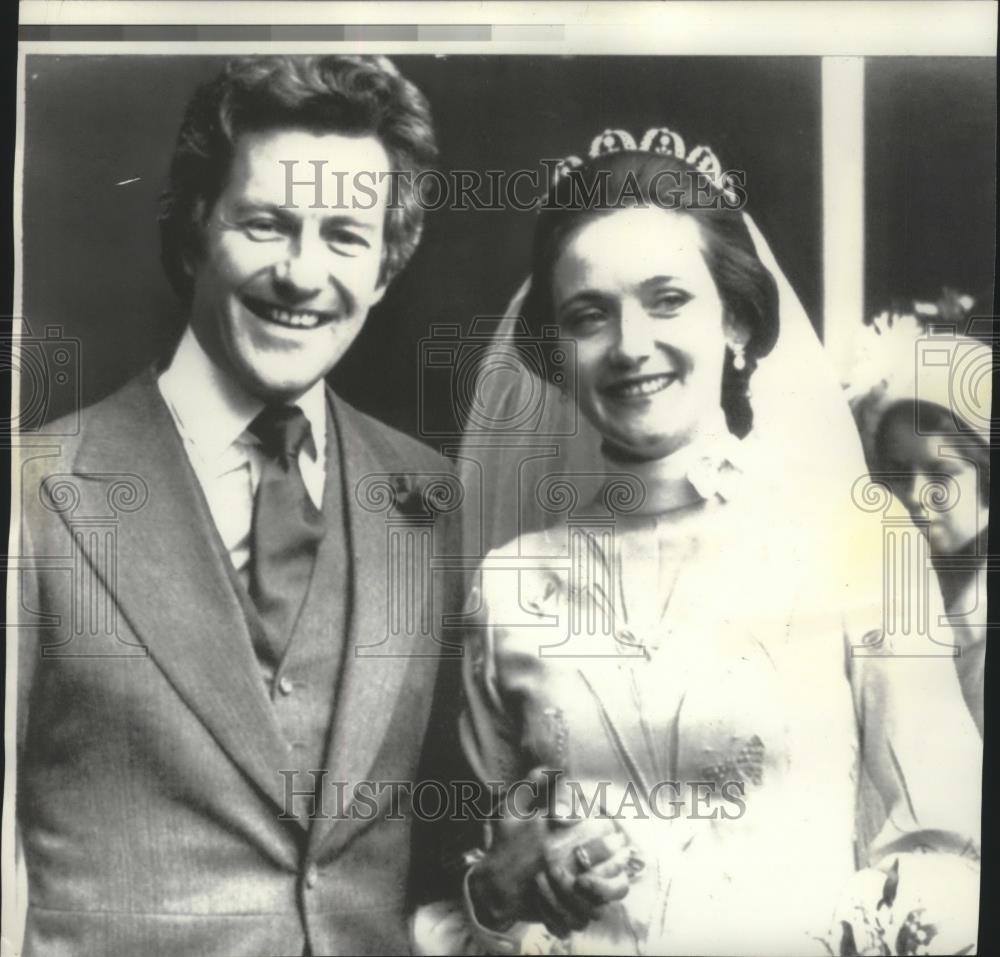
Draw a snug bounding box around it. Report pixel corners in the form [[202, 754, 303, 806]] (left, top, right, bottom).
[[414, 129, 982, 955]]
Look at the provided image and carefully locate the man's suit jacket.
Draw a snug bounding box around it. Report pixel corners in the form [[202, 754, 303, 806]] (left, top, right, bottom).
[[15, 369, 465, 957]]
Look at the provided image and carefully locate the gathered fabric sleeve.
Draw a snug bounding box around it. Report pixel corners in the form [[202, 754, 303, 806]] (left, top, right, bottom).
[[411, 566, 568, 957], [831, 511, 982, 953], [951, 564, 988, 736], [841, 508, 982, 859]]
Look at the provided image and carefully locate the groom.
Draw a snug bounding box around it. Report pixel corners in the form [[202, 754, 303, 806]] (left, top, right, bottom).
[[15, 55, 461, 956]]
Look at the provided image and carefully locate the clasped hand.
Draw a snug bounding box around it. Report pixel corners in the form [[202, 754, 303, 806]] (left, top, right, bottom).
[[469, 768, 642, 938]]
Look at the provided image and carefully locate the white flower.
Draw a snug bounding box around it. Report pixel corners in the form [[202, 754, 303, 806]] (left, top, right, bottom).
[[685, 432, 747, 502]]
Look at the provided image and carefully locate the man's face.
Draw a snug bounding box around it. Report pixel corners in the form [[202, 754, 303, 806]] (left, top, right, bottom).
[[188, 127, 391, 402]]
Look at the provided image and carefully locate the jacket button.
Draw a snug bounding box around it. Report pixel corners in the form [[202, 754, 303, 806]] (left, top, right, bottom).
[[304, 864, 319, 889], [277, 676, 294, 695]]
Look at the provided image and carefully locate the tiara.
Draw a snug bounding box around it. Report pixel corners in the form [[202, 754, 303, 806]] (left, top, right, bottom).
[[551, 126, 739, 201]]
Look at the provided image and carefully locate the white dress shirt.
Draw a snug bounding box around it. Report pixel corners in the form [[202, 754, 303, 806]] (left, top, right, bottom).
[[158, 327, 328, 586]]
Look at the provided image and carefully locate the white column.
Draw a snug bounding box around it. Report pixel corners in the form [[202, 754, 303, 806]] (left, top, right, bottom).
[[821, 57, 866, 382]]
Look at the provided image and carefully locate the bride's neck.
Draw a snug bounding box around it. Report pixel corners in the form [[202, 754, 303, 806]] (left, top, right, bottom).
[[600, 415, 737, 515]]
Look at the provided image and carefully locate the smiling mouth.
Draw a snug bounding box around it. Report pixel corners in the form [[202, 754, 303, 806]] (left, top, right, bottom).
[[241, 295, 338, 330], [602, 373, 678, 400]]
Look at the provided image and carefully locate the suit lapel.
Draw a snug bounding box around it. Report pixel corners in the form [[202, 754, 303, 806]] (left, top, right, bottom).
[[309, 394, 418, 855], [66, 371, 300, 822]]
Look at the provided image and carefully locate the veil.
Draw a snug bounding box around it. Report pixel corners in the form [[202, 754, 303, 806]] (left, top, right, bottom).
[[456, 212, 872, 560], [437, 206, 982, 955], [452, 202, 973, 878]]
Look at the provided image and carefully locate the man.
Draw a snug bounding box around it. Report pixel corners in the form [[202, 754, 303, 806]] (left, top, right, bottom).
[[15, 55, 460, 956]]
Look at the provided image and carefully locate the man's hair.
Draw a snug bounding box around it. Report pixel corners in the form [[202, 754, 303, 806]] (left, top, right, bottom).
[[158, 55, 437, 302]]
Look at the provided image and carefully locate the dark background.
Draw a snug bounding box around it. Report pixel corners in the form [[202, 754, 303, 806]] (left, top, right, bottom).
[[21, 54, 822, 438], [19, 55, 996, 439], [865, 57, 996, 319]]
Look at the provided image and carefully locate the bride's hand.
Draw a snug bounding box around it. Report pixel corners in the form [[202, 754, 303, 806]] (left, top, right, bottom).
[[534, 814, 636, 938], [468, 768, 639, 937]]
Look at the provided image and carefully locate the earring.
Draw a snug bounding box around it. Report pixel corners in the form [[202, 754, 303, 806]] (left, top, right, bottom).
[[730, 342, 747, 372]]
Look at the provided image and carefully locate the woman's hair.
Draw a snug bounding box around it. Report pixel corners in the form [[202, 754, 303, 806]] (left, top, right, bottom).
[[874, 399, 991, 505], [521, 150, 780, 436], [159, 55, 437, 303]]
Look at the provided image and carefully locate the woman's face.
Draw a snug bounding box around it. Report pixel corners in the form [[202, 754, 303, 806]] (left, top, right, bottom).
[[879, 410, 989, 554], [551, 208, 735, 460]]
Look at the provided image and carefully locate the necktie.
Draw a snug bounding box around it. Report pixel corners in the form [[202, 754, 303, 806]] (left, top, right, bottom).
[[247, 404, 325, 668]]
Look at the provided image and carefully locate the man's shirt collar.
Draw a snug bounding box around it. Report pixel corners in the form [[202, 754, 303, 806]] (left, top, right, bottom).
[[158, 326, 327, 470]]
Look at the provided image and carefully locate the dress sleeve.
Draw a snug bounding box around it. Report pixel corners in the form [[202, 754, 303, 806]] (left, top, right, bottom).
[[950, 564, 988, 736], [457, 578, 526, 786], [834, 516, 982, 953], [411, 567, 567, 957], [845, 562, 982, 861]]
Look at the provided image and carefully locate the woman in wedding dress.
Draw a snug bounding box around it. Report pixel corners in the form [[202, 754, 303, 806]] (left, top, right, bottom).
[[414, 129, 982, 956]]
